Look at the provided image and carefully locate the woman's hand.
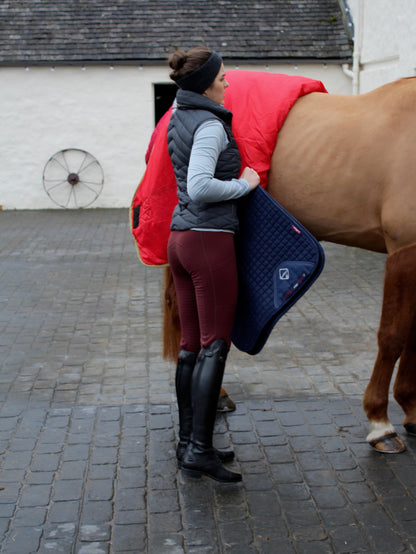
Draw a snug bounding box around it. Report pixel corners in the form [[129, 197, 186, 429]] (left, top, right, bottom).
[[241, 167, 260, 190]]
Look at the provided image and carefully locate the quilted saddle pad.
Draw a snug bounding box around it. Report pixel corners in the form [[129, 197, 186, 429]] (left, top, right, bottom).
[[232, 187, 325, 355]]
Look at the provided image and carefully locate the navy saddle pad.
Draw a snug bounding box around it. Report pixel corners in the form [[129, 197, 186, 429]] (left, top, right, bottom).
[[232, 186, 325, 355]]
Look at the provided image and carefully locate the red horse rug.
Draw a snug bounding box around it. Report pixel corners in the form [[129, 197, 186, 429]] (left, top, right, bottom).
[[130, 70, 327, 266]]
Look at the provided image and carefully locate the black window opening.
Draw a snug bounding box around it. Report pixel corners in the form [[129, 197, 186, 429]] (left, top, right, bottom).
[[154, 83, 178, 125]]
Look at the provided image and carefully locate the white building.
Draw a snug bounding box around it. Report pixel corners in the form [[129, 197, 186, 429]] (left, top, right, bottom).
[[347, 0, 416, 93], [1, 1, 355, 210]]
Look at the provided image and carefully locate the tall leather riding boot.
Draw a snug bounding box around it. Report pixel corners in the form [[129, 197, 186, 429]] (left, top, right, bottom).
[[175, 349, 234, 468], [181, 339, 242, 483], [175, 350, 197, 465]]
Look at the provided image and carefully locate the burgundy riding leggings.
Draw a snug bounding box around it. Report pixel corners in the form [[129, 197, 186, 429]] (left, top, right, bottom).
[[167, 230, 238, 353]]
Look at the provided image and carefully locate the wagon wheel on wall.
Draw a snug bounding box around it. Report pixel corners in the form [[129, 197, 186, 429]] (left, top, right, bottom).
[[43, 148, 104, 208]]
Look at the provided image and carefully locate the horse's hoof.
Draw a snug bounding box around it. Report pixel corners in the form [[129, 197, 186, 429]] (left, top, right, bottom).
[[217, 392, 236, 413], [369, 432, 406, 453], [404, 423, 416, 436]]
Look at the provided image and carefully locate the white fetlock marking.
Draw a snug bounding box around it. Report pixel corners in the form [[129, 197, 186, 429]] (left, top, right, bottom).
[[366, 421, 396, 443]]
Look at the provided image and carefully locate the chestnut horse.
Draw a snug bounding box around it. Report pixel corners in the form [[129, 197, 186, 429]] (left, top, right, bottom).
[[163, 76, 416, 453]]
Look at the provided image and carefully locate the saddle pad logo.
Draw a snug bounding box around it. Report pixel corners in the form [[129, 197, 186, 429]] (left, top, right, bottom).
[[273, 261, 315, 310], [279, 268, 290, 280]]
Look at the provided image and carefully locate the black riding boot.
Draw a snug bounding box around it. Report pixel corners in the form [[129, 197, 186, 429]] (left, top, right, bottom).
[[181, 340, 242, 483], [175, 350, 197, 465], [175, 349, 234, 468]]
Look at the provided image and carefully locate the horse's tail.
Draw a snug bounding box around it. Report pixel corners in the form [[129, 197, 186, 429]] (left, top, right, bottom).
[[162, 266, 181, 362]]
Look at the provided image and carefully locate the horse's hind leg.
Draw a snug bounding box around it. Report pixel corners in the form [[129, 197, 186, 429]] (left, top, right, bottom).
[[394, 302, 416, 436], [362, 245, 416, 452]]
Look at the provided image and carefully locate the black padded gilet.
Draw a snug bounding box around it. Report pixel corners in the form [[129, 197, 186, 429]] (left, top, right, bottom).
[[167, 90, 242, 232]]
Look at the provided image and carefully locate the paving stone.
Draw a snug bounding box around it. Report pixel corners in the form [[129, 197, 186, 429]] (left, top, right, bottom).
[[329, 524, 373, 552], [148, 532, 184, 553], [117, 468, 146, 489], [79, 523, 111, 542], [148, 461, 177, 490], [234, 443, 263, 462], [230, 431, 258, 445], [217, 503, 250, 522], [182, 526, 218, 549], [59, 460, 88, 480], [263, 444, 293, 464], [282, 500, 322, 527], [49, 500, 80, 523], [2, 451, 33, 470], [19, 484, 52, 507], [115, 488, 145, 512], [1, 526, 43, 553], [277, 483, 310, 501], [113, 509, 146, 525], [270, 462, 303, 484], [292, 524, 327, 541], [365, 524, 407, 553], [44, 522, 77, 540], [148, 506, 182, 536], [242, 472, 275, 491], [246, 491, 281, 517], [8, 437, 37, 452], [27, 471, 55, 485], [297, 451, 332, 471], [0, 503, 16, 518], [0, 482, 20, 505], [218, 520, 253, 547], [31, 452, 61, 472], [384, 495, 416, 521], [112, 524, 146, 552], [182, 506, 216, 528], [13, 507, 47, 526], [90, 446, 118, 465], [85, 479, 114, 502], [53, 479, 84, 501], [0, 469, 26, 484], [62, 444, 91, 461], [343, 481, 377, 504], [88, 464, 117, 481], [148, 489, 179, 514], [81, 501, 113, 525], [310, 485, 348, 509]]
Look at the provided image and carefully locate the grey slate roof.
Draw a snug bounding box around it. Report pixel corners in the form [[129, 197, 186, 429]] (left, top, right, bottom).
[[0, 0, 353, 66]]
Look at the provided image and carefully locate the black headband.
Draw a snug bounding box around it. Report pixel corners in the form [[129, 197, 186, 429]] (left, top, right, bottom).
[[176, 52, 222, 93]]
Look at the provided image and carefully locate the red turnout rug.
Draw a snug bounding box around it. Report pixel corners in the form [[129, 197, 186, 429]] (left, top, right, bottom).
[[130, 70, 327, 266]]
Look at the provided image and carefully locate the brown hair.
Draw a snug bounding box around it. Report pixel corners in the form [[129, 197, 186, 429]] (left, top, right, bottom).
[[168, 46, 212, 82]]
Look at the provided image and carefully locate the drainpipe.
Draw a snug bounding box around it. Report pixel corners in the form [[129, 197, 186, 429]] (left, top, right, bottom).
[[352, 0, 363, 94], [342, 0, 363, 94], [342, 63, 354, 80]]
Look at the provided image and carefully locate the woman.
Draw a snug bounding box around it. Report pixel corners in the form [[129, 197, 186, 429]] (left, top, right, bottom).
[[167, 46, 260, 483]]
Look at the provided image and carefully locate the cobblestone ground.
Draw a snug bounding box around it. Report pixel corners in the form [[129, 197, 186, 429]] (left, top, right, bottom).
[[0, 209, 415, 553]]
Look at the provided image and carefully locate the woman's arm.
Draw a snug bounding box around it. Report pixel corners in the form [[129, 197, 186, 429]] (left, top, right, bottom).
[[187, 120, 251, 202]]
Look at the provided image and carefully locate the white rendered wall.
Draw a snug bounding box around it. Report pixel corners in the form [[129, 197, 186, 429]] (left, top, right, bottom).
[[1, 65, 159, 210], [347, 0, 416, 93], [0, 63, 351, 210]]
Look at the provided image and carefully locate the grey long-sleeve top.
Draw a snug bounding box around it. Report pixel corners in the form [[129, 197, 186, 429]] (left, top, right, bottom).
[[187, 119, 251, 203]]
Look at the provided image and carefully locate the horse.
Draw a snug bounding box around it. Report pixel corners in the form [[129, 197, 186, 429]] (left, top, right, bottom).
[[161, 74, 416, 454]]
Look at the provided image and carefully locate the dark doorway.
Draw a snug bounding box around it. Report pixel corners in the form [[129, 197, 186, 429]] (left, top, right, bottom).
[[154, 83, 177, 125]]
